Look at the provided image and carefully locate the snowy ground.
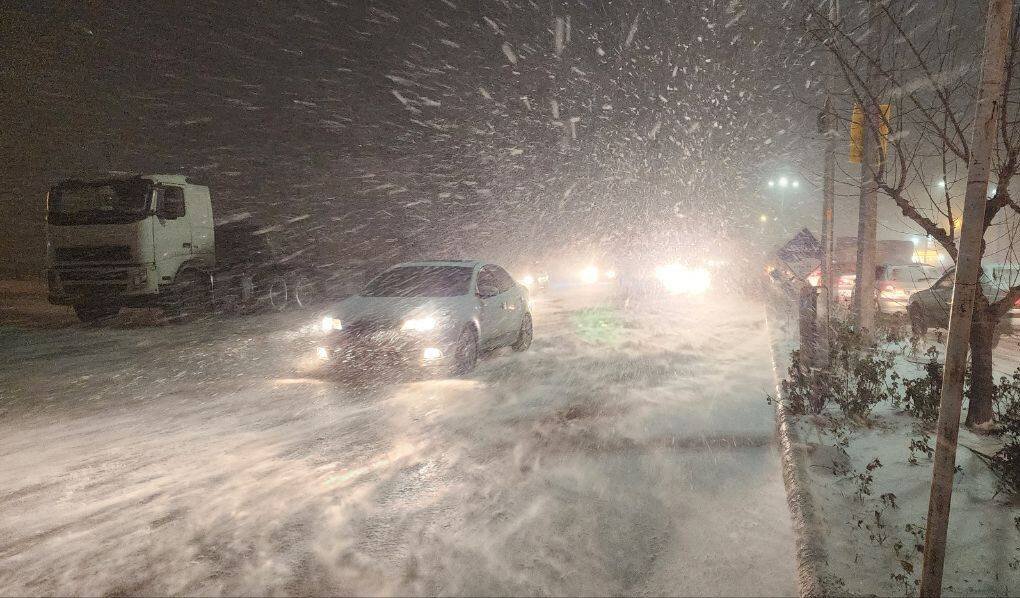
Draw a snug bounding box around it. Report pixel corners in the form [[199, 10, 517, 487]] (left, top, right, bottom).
[[0, 283, 796, 596], [767, 307, 1020, 597]]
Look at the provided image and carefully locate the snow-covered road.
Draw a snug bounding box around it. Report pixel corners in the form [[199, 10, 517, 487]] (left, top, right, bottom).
[[0, 285, 796, 596]]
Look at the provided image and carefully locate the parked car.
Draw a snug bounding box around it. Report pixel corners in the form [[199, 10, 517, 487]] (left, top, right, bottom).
[[315, 260, 532, 375], [907, 264, 1020, 339], [834, 263, 943, 313], [876, 263, 943, 313]]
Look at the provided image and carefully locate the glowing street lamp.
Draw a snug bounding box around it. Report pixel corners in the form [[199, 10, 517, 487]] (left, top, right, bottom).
[[759, 214, 769, 223]]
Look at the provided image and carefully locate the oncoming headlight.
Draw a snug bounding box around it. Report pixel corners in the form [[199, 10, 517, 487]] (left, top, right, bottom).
[[321, 316, 342, 332], [402, 316, 438, 332], [521, 274, 536, 287], [654, 265, 711, 295]]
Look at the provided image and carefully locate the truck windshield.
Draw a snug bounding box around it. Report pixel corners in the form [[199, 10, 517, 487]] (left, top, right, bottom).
[[362, 266, 473, 297], [48, 179, 152, 225]]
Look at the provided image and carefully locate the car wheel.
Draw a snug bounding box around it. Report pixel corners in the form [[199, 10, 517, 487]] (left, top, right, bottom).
[[512, 312, 533, 352], [909, 303, 928, 336], [73, 303, 120, 324], [453, 326, 479, 375]]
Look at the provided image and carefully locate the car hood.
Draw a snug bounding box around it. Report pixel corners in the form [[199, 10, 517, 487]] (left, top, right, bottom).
[[328, 295, 473, 325]]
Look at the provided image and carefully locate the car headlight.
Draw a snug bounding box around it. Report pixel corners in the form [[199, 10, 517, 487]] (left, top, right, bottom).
[[320, 316, 342, 332], [402, 316, 437, 332], [654, 265, 711, 295], [521, 274, 536, 287], [580, 266, 599, 284]]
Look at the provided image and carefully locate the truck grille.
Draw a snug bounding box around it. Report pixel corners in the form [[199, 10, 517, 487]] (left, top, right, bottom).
[[59, 269, 129, 282], [54, 245, 132, 263], [61, 283, 128, 296]]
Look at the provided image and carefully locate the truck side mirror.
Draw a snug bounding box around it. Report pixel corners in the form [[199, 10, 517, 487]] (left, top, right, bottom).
[[157, 187, 186, 220]]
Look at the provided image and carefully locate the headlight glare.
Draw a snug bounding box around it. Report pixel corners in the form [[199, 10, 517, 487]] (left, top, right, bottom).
[[402, 316, 438, 332], [654, 265, 711, 295], [580, 266, 599, 284], [321, 316, 342, 332]]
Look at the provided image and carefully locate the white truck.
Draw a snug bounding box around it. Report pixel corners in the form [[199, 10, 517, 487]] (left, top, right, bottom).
[[45, 174, 315, 322]]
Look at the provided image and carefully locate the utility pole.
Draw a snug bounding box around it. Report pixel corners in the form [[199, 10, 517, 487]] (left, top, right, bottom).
[[817, 0, 839, 365], [852, 0, 881, 333], [919, 1, 1013, 595]]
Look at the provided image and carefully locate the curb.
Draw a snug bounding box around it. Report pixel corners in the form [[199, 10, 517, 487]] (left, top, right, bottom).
[[764, 307, 842, 598]]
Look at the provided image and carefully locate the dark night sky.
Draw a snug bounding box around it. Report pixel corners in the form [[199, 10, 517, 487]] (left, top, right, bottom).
[[1, 0, 817, 276]]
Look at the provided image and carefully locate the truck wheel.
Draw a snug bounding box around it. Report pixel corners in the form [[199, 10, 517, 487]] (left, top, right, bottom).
[[909, 303, 928, 336], [290, 275, 317, 308], [74, 303, 120, 324], [267, 276, 288, 311], [164, 269, 211, 321]]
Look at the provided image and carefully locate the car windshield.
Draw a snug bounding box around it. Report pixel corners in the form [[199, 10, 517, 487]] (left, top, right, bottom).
[[48, 179, 152, 225], [362, 266, 472, 297]]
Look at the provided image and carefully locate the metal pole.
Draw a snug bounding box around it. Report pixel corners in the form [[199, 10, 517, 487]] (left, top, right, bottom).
[[920, 1, 1013, 595], [818, 0, 839, 365]]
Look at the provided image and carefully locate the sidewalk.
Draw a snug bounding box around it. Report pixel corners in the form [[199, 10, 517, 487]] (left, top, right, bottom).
[[765, 300, 1019, 597]]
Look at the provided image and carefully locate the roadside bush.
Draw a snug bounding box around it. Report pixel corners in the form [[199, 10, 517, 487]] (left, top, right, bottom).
[[990, 371, 1020, 495], [773, 349, 826, 415], [773, 321, 900, 420], [901, 347, 942, 425]]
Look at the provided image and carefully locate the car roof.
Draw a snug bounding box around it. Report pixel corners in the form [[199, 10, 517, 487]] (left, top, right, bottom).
[[391, 260, 486, 269]]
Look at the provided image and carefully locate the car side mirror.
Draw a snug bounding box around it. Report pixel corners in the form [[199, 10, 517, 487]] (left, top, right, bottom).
[[477, 284, 500, 298]]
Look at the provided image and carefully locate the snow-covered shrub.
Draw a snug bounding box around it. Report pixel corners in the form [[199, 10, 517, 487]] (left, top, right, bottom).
[[990, 372, 1020, 495], [773, 349, 826, 414], [773, 322, 900, 419], [901, 347, 942, 425]]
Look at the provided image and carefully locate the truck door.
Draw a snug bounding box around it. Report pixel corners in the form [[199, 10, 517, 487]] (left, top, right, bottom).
[[153, 185, 193, 283]]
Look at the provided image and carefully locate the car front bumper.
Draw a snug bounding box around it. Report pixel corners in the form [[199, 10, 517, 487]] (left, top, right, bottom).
[[315, 329, 457, 369]]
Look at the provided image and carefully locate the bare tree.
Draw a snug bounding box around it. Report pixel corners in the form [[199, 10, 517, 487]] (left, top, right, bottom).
[[809, 0, 1020, 428]]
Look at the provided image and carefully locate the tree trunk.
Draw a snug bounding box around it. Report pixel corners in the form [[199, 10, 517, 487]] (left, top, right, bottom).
[[967, 309, 996, 428]]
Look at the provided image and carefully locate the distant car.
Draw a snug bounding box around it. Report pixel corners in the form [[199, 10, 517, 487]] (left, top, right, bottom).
[[315, 260, 532, 374], [619, 261, 712, 298], [908, 264, 1020, 338], [834, 263, 943, 313], [876, 263, 942, 313], [518, 267, 550, 291]]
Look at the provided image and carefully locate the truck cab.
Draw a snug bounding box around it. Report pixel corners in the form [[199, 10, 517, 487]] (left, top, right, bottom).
[[45, 174, 215, 322]]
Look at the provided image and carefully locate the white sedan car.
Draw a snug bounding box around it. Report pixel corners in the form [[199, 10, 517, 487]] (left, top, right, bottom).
[[316, 260, 532, 374]]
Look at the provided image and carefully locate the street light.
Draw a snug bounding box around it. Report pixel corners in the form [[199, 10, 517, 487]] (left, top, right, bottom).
[[759, 214, 768, 223], [778, 176, 789, 188], [792, 180, 800, 188]]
